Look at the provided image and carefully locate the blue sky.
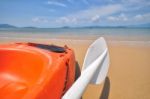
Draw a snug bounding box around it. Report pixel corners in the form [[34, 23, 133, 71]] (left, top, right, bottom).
[[0, 0, 150, 27]]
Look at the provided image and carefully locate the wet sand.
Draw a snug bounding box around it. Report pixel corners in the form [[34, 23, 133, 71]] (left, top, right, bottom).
[[0, 37, 150, 99]]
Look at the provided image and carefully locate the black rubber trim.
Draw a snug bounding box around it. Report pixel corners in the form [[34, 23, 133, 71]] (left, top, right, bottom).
[[29, 43, 66, 53]]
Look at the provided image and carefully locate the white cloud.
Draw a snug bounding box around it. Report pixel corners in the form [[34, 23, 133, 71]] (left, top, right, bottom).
[[134, 13, 150, 22], [55, 4, 123, 25], [56, 17, 70, 23], [107, 13, 150, 25], [47, 1, 67, 7], [107, 16, 116, 21], [117, 0, 150, 15], [119, 13, 128, 21], [134, 14, 143, 20], [91, 15, 100, 22], [32, 17, 48, 23], [56, 17, 77, 24], [76, 4, 122, 19], [107, 13, 128, 21], [42, 1, 149, 26]]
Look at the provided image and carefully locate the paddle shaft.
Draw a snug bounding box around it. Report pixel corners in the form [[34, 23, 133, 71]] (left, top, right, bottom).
[[62, 49, 107, 99]]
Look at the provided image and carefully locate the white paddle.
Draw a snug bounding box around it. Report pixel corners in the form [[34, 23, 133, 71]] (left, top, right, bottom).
[[62, 37, 110, 99]]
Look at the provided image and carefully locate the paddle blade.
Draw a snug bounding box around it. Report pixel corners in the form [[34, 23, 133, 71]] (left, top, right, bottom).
[[82, 37, 110, 84]]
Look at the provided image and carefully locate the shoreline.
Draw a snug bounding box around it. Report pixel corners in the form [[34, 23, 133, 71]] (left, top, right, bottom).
[[0, 36, 150, 46]]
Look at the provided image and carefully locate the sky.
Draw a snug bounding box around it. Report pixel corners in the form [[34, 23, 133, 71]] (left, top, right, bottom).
[[0, 0, 150, 27]]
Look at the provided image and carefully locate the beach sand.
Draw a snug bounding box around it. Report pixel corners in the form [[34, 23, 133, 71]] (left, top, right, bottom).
[[56, 39, 150, 99], [50, 38, 150, 99], [0, 37, 150, 99], [82, 43, 150, 99]]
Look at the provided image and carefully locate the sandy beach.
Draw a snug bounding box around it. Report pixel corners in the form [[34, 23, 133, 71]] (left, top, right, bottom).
[[0, 36, 150, 99], [55, 38, 150, 99], [49, 38, 150, 99], [82, 42, 150, 99]]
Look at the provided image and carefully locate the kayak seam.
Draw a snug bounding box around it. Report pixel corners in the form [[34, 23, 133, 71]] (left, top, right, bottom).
[[61, 60, 69, 96]]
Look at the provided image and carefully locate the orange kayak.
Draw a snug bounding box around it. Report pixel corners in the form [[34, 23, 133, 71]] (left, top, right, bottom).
[[0, 43, 79, 99]]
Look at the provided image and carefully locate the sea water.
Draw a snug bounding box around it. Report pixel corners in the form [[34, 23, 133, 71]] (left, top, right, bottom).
[[0, 28, 150, 42]]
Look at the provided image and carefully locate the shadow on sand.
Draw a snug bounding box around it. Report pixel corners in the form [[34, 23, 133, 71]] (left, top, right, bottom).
[[99, 77, 110, 99]]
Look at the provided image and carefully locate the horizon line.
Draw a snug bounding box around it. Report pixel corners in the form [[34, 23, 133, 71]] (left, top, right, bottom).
[[0, 23, 150, 28]]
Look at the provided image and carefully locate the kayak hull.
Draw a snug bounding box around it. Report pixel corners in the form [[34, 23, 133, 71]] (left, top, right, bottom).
[[0, 43, 76, 99]]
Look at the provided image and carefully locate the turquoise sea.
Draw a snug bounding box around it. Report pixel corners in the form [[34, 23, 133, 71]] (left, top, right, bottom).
[[0, 28, 150, 43]]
